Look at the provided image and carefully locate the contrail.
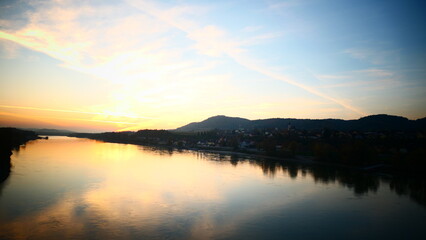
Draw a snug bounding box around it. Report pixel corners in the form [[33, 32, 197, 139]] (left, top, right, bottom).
[[0, 105, 154, 119], [128, 0, 366, 116], [230, 55, 367, 116], [3, 2, 366, 117]]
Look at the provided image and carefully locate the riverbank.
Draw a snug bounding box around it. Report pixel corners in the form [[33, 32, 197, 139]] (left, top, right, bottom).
[[69, 128, 426, 176], [72, 135, 408, 177], [0, 128, 39, 182], [190, 147, 395, 174]]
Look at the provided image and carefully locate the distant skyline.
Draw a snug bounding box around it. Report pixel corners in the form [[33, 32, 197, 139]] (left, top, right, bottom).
[[1, 0, 425, 132]]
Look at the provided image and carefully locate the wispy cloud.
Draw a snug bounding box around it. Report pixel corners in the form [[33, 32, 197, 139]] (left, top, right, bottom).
[[0, 110, 65, 127], [128, 0, 366, 117], [41, 116, 139, 125], [241, 32, 283, 46], [343, 48, 398, 65], [268, 0, 305, 9], [241, 25, 263, 33], [316, 74, 353, 80], [0, 0, 369, 126], [0, 105, 153, 119], [317, 67, 401, 93], [319, 79, 399, 90], [0, 39, 19, 58], [353, 68, 393, 77], [230, 54, 367, 116], [0, 0, 223, 125]]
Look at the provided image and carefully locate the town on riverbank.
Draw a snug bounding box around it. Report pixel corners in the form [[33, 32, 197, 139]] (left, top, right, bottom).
[[70, 122, 426, 175]]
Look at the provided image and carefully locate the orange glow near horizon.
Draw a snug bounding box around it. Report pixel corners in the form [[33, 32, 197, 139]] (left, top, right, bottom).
[[0, 105, 143, 132], [1, 0, 425, 132]]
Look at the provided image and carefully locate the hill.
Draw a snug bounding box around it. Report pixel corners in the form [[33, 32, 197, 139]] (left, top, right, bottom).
[[176, 115, 251, 132], [175, 114, 426, 132]]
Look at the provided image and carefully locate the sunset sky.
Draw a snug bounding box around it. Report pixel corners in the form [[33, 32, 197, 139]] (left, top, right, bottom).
[[1, 0, 425, 132]]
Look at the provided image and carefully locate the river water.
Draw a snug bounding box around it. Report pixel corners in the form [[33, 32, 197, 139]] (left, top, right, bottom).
[[0, 136, 425, 239]]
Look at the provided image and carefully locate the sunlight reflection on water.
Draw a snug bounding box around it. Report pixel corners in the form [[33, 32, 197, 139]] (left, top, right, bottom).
[[0, 136, 425, 239]]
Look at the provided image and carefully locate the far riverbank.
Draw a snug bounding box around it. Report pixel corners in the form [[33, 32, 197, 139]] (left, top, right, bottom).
[[71, 135, 408, 178]]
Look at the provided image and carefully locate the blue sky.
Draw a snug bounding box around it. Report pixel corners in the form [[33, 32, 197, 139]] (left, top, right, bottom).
[[0, 0, 425, 131]]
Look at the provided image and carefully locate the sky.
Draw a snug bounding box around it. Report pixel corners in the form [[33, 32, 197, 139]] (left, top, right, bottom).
[[0, 0, 425, 132]]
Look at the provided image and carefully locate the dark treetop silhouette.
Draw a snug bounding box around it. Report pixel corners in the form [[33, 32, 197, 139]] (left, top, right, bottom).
[[0, 128, 39, 183], [71, 114, 426, 174]]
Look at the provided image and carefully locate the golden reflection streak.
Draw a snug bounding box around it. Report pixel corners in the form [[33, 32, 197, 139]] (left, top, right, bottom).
[[1, 137, 323, 239]]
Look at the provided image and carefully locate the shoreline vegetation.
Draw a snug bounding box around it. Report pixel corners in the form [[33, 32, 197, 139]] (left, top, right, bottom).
[[68, 129, 426, 207], [1, 124, 425, 206], [70, 114, 426, 175], [0, 128, 40, 183], [69, 126, 426, 176]]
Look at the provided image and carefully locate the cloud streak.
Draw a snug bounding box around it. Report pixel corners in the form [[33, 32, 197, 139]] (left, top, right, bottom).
[[230, 55, 367, 116], [0, 0, 366, 117], [0, 0, 378, 129], [0, 105, 154, 119], [128, 0, 366, 116]]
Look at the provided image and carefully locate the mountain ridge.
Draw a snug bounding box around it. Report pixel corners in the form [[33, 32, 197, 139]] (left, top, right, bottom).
[[176, 114, 426, 132]]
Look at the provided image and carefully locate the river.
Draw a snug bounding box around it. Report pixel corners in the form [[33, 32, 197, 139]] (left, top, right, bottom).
[[0, 136, 425, 239]]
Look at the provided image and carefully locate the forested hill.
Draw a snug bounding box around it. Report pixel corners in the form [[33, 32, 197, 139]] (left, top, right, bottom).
[[175, 114, 426, 132]]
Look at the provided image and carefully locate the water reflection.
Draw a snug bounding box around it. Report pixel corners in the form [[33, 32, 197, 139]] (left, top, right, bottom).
[[195, 151, 425, 206], [0, 158, 11, 184], [0, 137, 425, 240], [388, 176, 426, 207], [1, 144, 27, 197]]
